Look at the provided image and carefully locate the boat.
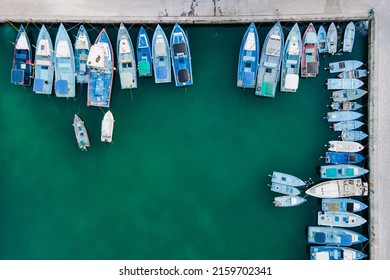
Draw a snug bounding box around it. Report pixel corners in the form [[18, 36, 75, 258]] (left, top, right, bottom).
[[317, 25, 327, 54], [331, 120, 365, 131], [101, 111, 114, 143], [323, 151, 365, 164], [326, 111, 363, 122], [328, 60, 363, 73], [152, 24, 171, 84], [327, 22, 338, 55], [336, 24, 343, 51], [73, 114, 90, 151], [74, 24, 91, 84], [326, 78, 364, 90], [338, 69, 368, 79], [341, 130, 368, 141], [237, 22, 259, 89], [270, 182, 300, 196], [320, 164, 369, 179], [322, 198, 368, 213], [54, 23, 75, 98], [343, 22, 356, 53], [318, 211, 367, 227], [310, 246, 367, 260], [305, 178, 369, 198], [280, 23, 301, 92], [301, 23, 319, 78], [270, 171, 306, 187], [33, 25, 54, 95], [117, 23, 137, 89], [137, 26, 153, 77], [328, 140, 364, 153], [273, 195, 306, 207], [11, 25, 32, 86], [170, 23, 193, 87], [307, 226, 368, 246], [332, 89, 367, 102], [87, 28, 114, 108], [255, 22, 284, 98], [330, 101, 363, 111]]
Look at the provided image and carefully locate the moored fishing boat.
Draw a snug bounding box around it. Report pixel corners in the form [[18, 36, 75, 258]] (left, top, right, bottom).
[[320, 164, 369, 179], [87, 28, 114, 107], [33, 25, 54, 94], [270, 171, 307, 187], [326, 111, 363, 122], [301, 23, 319, 78], [74, 24, 91, 84], [322, 198, 368, 213], [305, 178, 369, 198], [280, 23, 301, 92], [152, 24, 171, 83], [338, 69, 368, 79], [307, 226, 367, 246], [332, 89, 367, 102], [328, 140, 364, 153], [330, 101, 363, 111], [101, 111, 114, 143], [137, 26, 153, 77], [317, 25, 327, 54], [326, 78, 364, 90], [327, 22, 338, 55], [117, 23, 137, 89], [310, 246, 367, 260], [323, 151, 364, 164], [331, 120, 365, 131], [170, 23, 193, 87], [255, 22, 284, 98], [328, 60, 363, 73], [343, 22, 356, 53], [54, 23, 75, 98], [317, 211, 367, 227], [273, 196, 306, 207], [341, 130, 368, 141], [270, 182, 300, 196], [73, 114, 90, 151], [11, 25, 32, 86]]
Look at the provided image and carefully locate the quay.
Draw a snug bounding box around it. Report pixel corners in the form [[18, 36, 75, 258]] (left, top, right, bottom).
[[0, 0, 389, 260]]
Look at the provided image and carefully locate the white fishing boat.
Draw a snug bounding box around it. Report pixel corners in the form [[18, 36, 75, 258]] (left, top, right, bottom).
[[273, 195, 306, 207], [101, 111, 114, 143], [327, 22, 337, 55], [328, 140, 364, 153], [305, 179, 369, 198], [317, 211, 367, 228], [343, 22, 356, 52]]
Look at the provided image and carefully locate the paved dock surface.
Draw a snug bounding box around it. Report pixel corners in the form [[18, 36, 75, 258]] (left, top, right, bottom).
[[0, 0, 389, 259]]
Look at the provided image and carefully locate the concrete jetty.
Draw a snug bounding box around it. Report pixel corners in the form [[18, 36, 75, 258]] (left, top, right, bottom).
[[0, 0, 389, 259]]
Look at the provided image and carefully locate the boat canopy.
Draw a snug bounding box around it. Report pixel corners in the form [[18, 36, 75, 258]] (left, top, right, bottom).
[[139, 60, 150, 75], [16, 33, 29, 50], [88, 44, 106, 69], [178, 68, 190, 84], [285, 74, 299, 90], [244, 32, 256, 51], [266, 35, 281, 56], [37, 39, 51, 56], [155, 36, 166, 57], [173, 42, 187, 56], [56, 41, 71, 58], [75, 34, 89, 49]]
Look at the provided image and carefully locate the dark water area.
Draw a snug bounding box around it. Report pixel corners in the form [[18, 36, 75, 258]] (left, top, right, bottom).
[[0, 21, 369, 260]]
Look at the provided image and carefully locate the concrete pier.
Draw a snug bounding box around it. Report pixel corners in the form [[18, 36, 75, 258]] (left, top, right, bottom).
[[0, 0, 389, 259]]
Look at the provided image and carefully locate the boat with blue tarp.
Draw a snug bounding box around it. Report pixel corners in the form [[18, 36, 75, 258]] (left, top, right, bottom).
[[322, 198, 368, 213], [74, 25, 90, 84], [320, 164, 369, 179], [317, 25, 327, 54], [310, 246, 367, 260], [117, 23, 137, 89], [307, 226, 367, 245], [323, 151, 364, 164], [152, 24, 171, 83], [137, 26, 153, 77], [11, 25, 32, 86], [331, 120, 364, 131]]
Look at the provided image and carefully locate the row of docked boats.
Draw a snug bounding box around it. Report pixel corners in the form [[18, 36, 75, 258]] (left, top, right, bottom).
[[11, 23, 193, 108], [317, 21, 355, 55]]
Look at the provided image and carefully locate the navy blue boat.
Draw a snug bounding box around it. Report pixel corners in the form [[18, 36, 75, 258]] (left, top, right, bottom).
[[137, 26, 153, 77], [323, 151, 364, 164], [11, 25, 32, 86]]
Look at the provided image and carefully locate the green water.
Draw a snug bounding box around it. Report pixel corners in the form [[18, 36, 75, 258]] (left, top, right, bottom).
[[0, 22, 369, 260]]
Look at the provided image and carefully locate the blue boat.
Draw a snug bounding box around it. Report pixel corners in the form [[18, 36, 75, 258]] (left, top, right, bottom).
[[54, 23, 75, 98], [170, 23, 193, 87], [332, 89, 367, 102], [323, 151, 364, 164], [237, 22, 259, 88], [330, 101, 363, 111], [310, 246, 367, 260], [322, 198, 368, 213], [74, 24, 91, 84], [269, 182, 300, 196], [317, 25, 327, 54], [326, 78, 364, 90], [320, 164, 369, 179], [255, 22, 284, 98], [318, 211, 367, 228], [137, 26, 153, 77], [307, 226, 368, 245], [341, 130, 368, 141], [33, 25, 54, 95], [328, 60, 363, 73], [270, 171, 306, 187], [11, 25, 32, 86], [331, 120, 364, 131], [117, 23, 137, 89], [87, 29, 114, 107], [152, 24, 171, 83], [280, 23, 301, 92], [326, 111, 363, 122]]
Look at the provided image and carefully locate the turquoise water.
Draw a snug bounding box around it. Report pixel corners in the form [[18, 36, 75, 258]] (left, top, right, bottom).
[[0, 22, 369, 260]]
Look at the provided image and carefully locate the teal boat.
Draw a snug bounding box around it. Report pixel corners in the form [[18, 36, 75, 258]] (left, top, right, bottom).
[[33, 25, 54, 95], [328, 60, 363, 73], [137, 26, 153, 77], [308, 226, 367, 246], [317, 25, 327, 54], [322, 198, 368, 213], [326, 111, 363, 122], [318, 211, 367, 228], [341, 130, 368, 141], [11, 25, 32, 86], [320, 164, 369, 179], [343, 22, 356, 53], [326, 78, 364, 90], [327, 22, 338, 55], [237, 22, 259, 89], [331, 120, 364, 131], [273, 195, 306, 207], [332, 89, 367, 102], [270, 182, 300, 196], [310, 246, 367, 260], [255, 22, 284, 98], [280, 23, 301, 93], [74, 25, 90, 84], [152, 24, 171, 83], [117, 23, 137, 89], [54, 23, 75, 98]]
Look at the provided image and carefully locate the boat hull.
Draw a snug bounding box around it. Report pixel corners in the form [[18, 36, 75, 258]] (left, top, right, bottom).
[[305, 179, 369, 198]]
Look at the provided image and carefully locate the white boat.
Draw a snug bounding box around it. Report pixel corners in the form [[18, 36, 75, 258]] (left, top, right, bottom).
[[328, 140, 364, 153], [117, 23, 137, 89], [305, 179, 369, 198], [273, 196, 306, 207], [327, 22, 338, 55], [317, 211, 367, 228], [343, 22, 356, 52], [326, 78, 364, 90], [270, 171, 307, 187], [101, 111, 114, 143]]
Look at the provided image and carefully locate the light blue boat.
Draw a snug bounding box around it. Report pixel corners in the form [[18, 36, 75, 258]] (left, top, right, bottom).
[[87, 28, 114, 107], [317, 25, 327, 54], [332, 89, 367, 102], [326, 111, 363, 122], [338, 69, 368, 79], [33, 25, 54, 95], [280, 23, 301, 92], [327, 22, 338, 55], [318, 211, 367, 228], [137, 26, 153, 77], [320, 164, 369, 179], [341, 130, 368, 141], [273, 195, 306, 207], [270, 171, 306, 187], [343, 22, 356, 53], [322, 198, 368, 213], [152, 24, 171, 84], [310, 246, 367, 260], [255, 22, 284, 98], [54, 23, 75, 98], [170, 23, 193, 87], [237, 22, 259, 89], [330, 101, 363, 111], [308, 226, 368, 246], [270, 182, 300, 196], [323, 151, 364, 164], [331, 120, 364, 131], [11, 25, 32, 86], [326, 78, 364, 90], [328, 60, 363, 73], [74, 25, 90, 84], [117, 23, 137, 89]]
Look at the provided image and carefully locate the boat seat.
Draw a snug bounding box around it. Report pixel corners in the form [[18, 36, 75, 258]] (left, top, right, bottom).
[[178, 68, 190, 83], [11, 69, 25, 84], [55, 80, 69, 95], [243, 55, 255, 62], [263, 61, 277, 68], [286, 59, 297, 65]]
